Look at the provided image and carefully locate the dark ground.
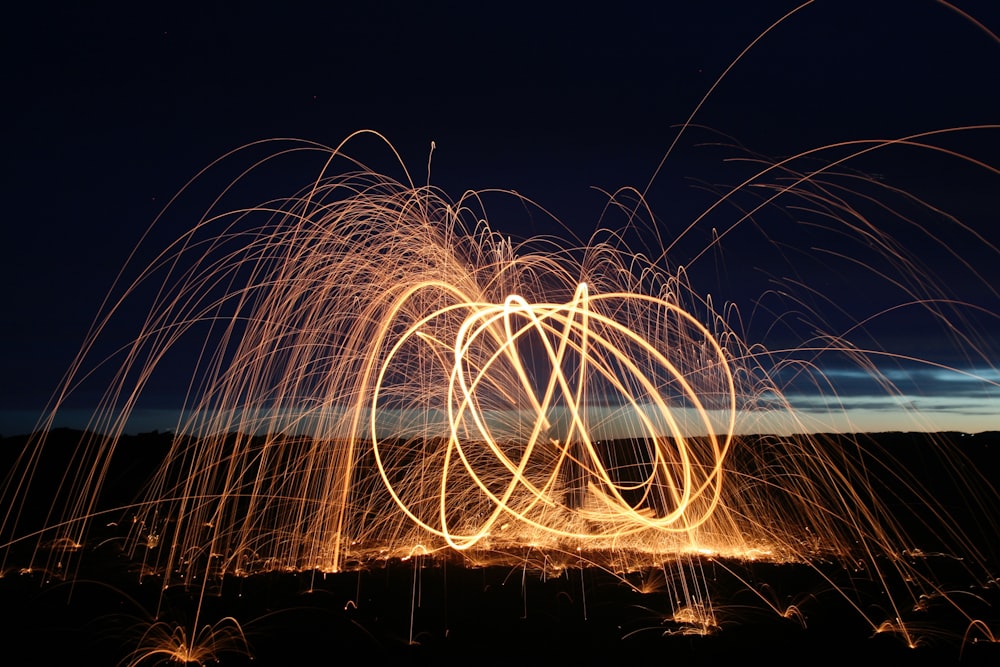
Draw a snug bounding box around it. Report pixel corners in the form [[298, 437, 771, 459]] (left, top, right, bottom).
[[1, 430, 999, 665], [3, 556, 999, 666]]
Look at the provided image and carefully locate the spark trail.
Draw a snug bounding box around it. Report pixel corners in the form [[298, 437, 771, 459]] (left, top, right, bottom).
[[1, 131, 997, 651], [3, 3, 1000, 658]]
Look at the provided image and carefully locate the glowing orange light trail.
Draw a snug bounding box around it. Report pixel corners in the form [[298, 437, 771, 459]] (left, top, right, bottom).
[[0, 128, 995, 655]]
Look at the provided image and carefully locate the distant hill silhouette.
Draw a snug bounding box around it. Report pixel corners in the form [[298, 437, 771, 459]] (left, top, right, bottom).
[[2, 428, 997, 550]]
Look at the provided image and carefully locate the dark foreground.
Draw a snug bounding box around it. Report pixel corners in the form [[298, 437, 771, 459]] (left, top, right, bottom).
[[1, 429, 999, 665], [2, 557, 999, 666]]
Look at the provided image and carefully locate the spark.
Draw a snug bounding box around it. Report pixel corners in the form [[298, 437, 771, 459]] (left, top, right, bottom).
[[2, 3, 1000, 660], [2, 131, 996, 652]]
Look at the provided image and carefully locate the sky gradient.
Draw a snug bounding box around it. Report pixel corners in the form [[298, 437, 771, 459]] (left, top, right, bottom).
[[2, 0, 999, 436]]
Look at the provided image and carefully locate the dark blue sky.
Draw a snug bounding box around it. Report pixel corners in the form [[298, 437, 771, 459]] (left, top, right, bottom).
[[2, 0, 999, 435]]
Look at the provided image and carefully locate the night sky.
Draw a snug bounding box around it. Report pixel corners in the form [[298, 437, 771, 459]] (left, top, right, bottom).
[[2, 0, 999, 436]]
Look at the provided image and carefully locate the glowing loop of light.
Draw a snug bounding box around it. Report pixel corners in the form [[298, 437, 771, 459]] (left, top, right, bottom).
[[371, 283, 736, 550]]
